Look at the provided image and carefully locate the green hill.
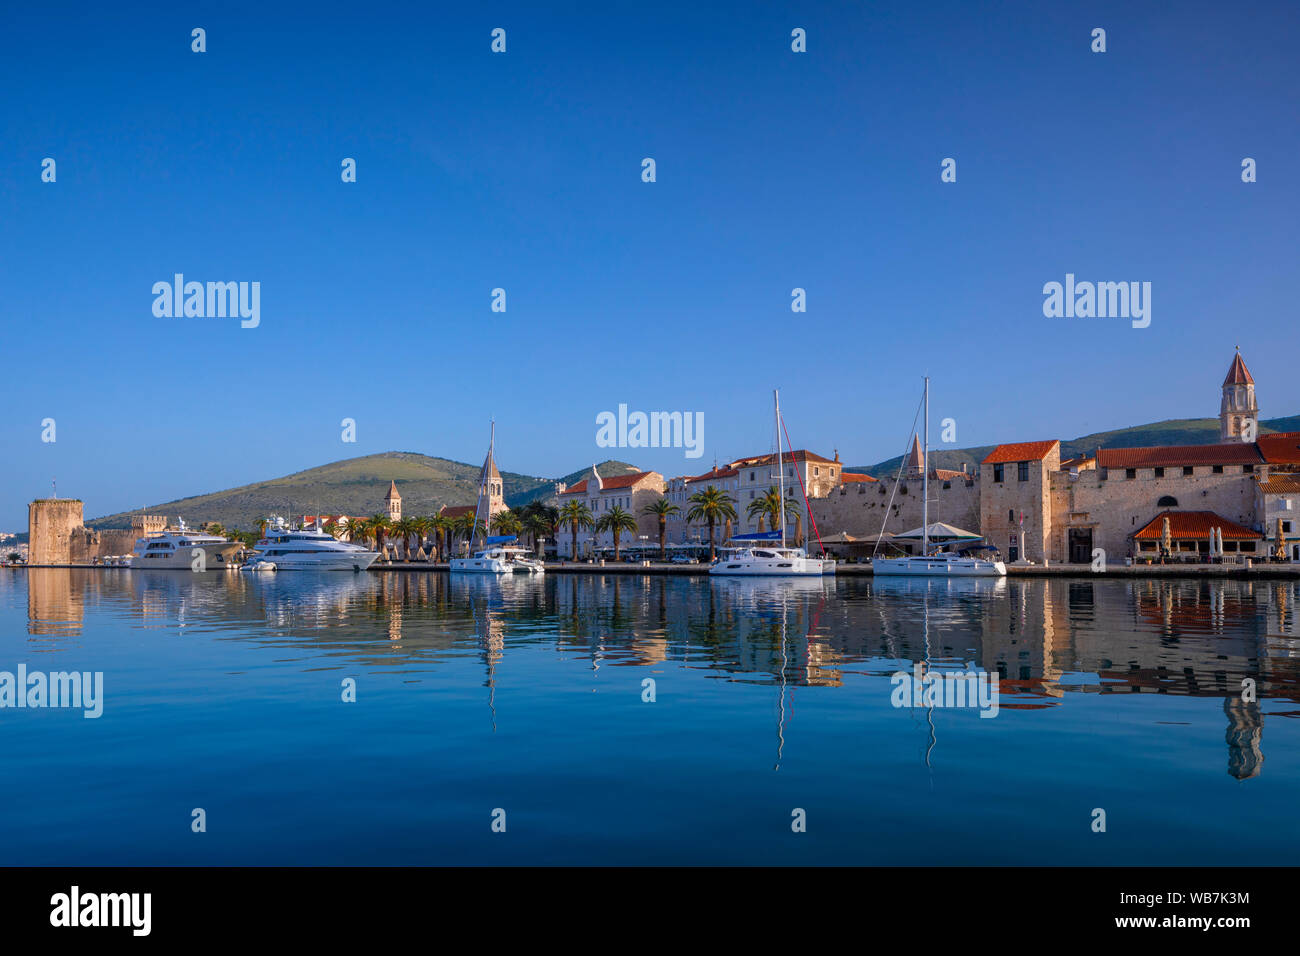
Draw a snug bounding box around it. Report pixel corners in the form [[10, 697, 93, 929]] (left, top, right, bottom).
[[850, 415, 1298, 479], [87, 453, 641, 531]]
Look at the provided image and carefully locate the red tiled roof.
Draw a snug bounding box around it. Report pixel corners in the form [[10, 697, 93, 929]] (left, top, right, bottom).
[[1223, 351, 1255, 386], [841, 472, 877, 483], [1133, 511, 1260, 541], [559, 471, 658, 495], [438, 505, 476, 518], [1256, 434, 1300, 464], [729, 449, 836, 468], [679, 466, 739, 485], [1097, 444, 1262, 468], [1258, 475, 1300, 494], [982, 440, 1059, 464]]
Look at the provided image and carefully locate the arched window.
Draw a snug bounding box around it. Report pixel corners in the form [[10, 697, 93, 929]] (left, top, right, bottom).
[[1157, 495, 1178, 508]]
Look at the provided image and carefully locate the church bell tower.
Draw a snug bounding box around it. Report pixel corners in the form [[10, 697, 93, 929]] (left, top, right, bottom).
[[1220, 348, 1259, 443]]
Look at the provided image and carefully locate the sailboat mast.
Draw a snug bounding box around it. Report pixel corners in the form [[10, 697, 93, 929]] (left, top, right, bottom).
[[485, 420, 494, 540], [922, 377, 929, 557], [775, 388, 785, 548]]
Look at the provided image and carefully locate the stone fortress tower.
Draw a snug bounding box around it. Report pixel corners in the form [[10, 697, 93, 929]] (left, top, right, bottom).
[[1220, 348, 1259, 442], [28, 498, 86, 565]]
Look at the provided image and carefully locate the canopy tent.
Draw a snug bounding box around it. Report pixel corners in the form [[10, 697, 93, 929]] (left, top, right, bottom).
[[890, 522, 983, 542]]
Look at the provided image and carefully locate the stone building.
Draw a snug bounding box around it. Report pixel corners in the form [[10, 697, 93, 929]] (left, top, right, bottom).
[[1256, 474, 1300, 561], [664, 449, 843, 546], [978, 350, 1300, 564], [555, 466, 665, 557]]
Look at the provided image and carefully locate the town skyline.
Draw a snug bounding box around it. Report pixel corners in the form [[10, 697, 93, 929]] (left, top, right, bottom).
[[8, 345, 1296, 535]]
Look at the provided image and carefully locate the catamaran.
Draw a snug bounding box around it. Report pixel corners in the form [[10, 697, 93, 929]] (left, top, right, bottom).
[[871, 378, 1006, 577], [710, 390, 835, 577], [450, 423, 545, 575]]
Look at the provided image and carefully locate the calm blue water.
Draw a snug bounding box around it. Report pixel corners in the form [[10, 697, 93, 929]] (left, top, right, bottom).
[[1, 568, 1297, 865]]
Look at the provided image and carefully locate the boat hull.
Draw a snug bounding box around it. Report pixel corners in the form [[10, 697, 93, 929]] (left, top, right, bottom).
[[872, 557, 1006, 577], [449, 557, 543, 574], [129, 543, 242, 570], [255, 552, 379, 571], [709, 557, 831, 577]]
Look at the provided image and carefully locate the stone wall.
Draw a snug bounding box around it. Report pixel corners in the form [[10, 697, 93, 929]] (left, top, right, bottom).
[[1056, 467, 1261, 562], [810, 474, 979, 546]]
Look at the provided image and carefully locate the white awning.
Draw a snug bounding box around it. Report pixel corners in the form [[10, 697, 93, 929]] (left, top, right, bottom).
[[891, 522, 983, 541]]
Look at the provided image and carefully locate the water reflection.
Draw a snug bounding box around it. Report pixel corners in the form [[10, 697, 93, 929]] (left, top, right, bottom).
[[6, 568, 1300, 781]]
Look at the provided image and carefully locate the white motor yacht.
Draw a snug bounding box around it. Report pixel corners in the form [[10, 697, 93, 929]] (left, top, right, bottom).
[[128, 519, 243, 570], [247, 518, 379, 571]]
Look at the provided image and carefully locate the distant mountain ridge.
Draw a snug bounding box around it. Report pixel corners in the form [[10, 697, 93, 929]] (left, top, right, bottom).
[[848, 414, 1300, 480], [87, 453, 641, 531]]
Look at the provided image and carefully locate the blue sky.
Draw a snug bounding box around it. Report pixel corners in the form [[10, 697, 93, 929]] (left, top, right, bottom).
[[2, 1, 1297, 528]]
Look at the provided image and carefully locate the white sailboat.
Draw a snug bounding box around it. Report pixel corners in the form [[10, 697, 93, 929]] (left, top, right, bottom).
[[872, 378, 1006, 577], [450, 423, 544, 575], [710, 390, 834, 577]]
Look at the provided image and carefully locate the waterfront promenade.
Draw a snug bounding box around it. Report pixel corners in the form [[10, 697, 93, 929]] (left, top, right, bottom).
[[8, 561, 1300, 579]]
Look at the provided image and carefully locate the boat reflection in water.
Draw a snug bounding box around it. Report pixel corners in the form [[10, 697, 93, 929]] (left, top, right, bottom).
[[4, 568, 1299, 864]]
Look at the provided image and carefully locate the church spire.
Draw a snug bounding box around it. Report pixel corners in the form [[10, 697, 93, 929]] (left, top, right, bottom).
[[1220, 348, 1259, 442]]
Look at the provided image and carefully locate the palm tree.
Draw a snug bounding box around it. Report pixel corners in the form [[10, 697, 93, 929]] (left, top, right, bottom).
[[517, 501, 557, 557], [747, 486, 800, 539], [391, 517, 418, 561], [322, 518, 342, 539], [255, 518, 269, 539], [687, 487, 737, 561], [641, 497, 680, 560], [429, 514, 449, 562], [596, 506, 639, 560], [368, 514, 392, 559], [558, 501, 594, 561], [409, 516, 432, 561], [453, 513, 484, 556], [493, 509, 523, 538]]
